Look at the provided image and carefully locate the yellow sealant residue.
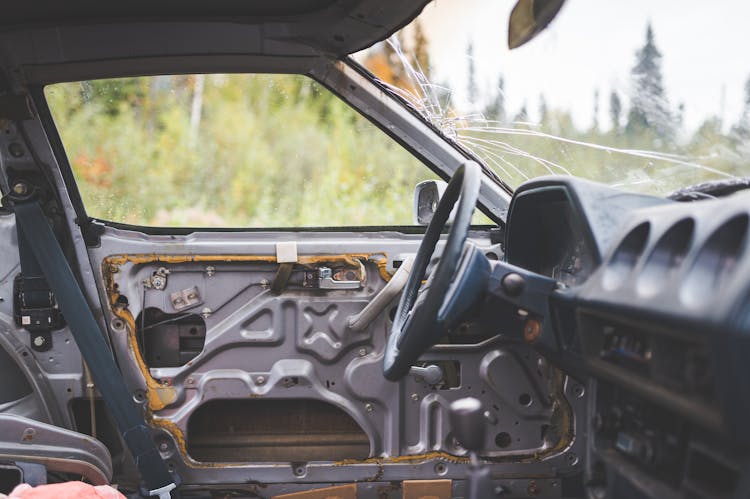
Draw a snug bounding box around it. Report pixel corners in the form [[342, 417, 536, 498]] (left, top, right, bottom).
[[101, 252, 575, 469], [101, 252, 394, 467]]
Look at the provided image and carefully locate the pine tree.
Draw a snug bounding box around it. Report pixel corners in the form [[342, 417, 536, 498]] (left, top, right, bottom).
[[609, 90, 622, 132], [484, 75, 506, 122], [538, 94, 548, 124], [625, 23, 673, 140], [731, 75, 750, 139], [592, 89, 600, 131], [514, 102, 528, 123], [467, 42, 478, 107]]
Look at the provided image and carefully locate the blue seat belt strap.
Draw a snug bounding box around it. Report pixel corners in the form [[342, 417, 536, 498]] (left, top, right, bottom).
[[13, 200, 177, 499]]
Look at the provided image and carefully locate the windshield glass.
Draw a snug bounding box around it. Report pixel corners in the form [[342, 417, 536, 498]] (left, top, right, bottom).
[[356, 0, 750, 195]]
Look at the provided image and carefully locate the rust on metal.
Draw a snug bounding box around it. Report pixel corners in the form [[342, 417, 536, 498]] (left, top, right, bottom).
[[271, 484, 357, 499], [523, 317, 542, 343], [99, 252, 576, 470]]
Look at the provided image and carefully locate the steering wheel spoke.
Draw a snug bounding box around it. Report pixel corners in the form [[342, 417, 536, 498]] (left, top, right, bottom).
[[384, 161, 488, 381]]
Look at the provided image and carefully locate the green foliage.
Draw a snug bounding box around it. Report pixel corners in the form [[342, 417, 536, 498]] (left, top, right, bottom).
[[45, 74, 436, 227]]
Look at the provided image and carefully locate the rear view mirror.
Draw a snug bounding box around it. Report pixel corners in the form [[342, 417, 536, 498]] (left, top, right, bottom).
[[414, 180, 450, 225], [508, 0, 567, 49]]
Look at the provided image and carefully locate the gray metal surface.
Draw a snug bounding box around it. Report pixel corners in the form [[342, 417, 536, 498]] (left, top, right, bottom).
[[0, 413, 112, 484], [85, 227, 586, 489]]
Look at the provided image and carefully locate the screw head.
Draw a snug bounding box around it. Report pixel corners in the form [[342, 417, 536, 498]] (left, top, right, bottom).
[[32, 336, 45, 347], [411, 393, 420, 402], [255, 375, 266, 385], [158, 441, 169, 452], [12, 182, 28, 196], [358, 348, 367, 357], [365, 403, 374, 412]]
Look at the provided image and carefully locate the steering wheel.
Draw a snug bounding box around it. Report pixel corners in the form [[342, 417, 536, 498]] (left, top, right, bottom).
[[383, 161, 485, 381]]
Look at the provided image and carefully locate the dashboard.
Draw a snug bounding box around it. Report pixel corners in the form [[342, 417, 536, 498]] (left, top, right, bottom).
[[494, 176, 750, 499]]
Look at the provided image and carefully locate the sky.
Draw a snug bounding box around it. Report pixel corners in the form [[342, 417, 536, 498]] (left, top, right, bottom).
[[395, 0, 750, 133]]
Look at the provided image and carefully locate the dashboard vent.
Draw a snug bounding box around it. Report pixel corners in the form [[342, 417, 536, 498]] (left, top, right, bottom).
[[602, 222, 650, 291], [680, 214, 748, 308], [637, 218, 694, 297]]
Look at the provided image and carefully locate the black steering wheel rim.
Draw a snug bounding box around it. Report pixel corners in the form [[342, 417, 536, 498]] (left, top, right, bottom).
[[383, 161, 482, 381]]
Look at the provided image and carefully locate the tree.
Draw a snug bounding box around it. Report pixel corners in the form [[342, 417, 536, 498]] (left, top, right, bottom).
[[466, 42, 478, 107], [538, 94, 549, 125], [514, 102, 528, 123], [731, 75, 750, 139], [483, 75, 506, 122], [591, 88, 600, 131], [625, 23, 673, 140], [609, 90, 622, 133]]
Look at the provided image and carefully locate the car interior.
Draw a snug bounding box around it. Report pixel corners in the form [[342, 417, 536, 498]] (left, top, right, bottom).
[[0, 1, 748, 498]]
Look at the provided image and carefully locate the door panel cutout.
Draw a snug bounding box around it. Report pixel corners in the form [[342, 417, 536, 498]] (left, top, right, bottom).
[[187, 399, 370, 462]]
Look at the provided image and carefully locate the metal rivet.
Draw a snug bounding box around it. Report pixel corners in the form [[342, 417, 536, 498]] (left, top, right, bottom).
[[411, 393, 420, 402], [255, 375, 266, 385], [365, 403, 374, 412]]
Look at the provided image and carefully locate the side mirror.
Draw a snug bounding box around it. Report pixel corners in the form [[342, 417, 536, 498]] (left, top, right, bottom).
[[414, 180, 453, 225], [508, 0, 567, 49]]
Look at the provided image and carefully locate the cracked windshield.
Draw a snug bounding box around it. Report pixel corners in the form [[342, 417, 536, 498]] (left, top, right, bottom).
[[357, 0, 750, 195], [44, 0, 750, 227]]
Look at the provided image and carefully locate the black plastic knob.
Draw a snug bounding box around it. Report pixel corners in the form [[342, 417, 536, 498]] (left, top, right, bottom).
[[449, 397, 486, 453]]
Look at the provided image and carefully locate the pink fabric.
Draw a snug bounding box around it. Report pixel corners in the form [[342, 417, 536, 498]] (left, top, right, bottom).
[[4, 482, 125, 499]]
